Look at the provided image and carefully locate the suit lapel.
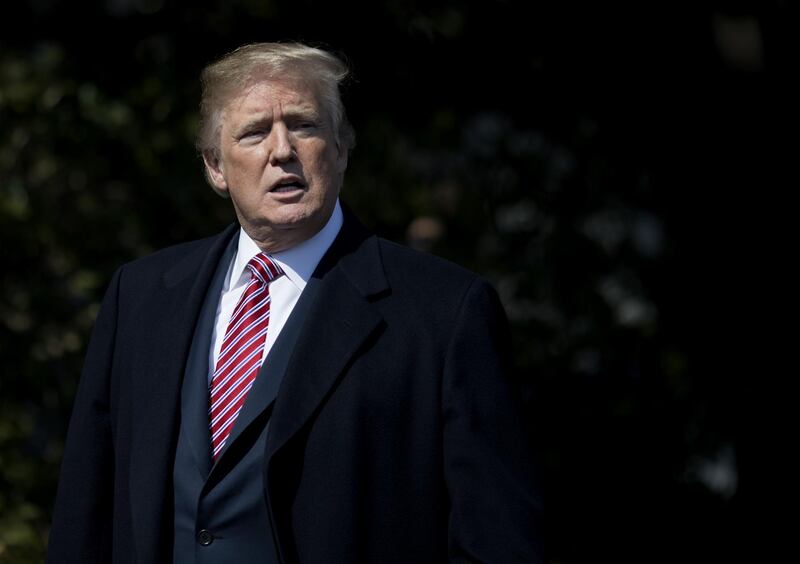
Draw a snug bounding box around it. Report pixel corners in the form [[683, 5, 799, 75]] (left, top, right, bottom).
[[206, 273, 322, 480], [127, 224, 238, 563]]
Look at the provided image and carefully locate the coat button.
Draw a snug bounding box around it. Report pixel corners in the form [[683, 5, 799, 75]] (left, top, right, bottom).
[[197, 529, 214, 546]]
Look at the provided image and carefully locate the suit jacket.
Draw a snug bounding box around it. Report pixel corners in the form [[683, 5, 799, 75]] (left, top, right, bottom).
[[47, 207, 544, 563]]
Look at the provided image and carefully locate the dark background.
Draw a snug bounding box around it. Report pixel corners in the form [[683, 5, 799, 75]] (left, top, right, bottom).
[[0, 1, 792, 562]]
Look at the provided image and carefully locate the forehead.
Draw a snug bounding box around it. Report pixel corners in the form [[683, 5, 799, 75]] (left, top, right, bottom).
[[224, 76, 322, 118]]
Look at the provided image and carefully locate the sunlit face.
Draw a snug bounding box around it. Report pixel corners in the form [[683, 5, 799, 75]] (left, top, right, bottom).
[[203, 76, 348, 252]]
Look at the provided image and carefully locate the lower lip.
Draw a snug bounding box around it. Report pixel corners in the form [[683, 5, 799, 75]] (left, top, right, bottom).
[[269, 186, 305, 198]]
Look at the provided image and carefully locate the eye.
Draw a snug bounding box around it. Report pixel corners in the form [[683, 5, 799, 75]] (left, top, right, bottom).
[[291, 120, 318, 132], [238, 129, 266, 144]]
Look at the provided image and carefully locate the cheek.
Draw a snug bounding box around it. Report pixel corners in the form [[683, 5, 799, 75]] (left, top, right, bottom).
[[225, 147, 265, 174], [314, 150, 342, 179]]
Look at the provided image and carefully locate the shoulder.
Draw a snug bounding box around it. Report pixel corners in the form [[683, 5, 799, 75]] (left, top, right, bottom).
[[339, 204, 478, 294], [87, 225, 238, 312], [374, 236, 501, 320], [115, 225, 236, 282], [377, 237, 483, 292]]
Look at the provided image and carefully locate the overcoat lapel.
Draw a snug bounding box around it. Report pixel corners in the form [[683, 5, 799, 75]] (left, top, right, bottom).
[[264, 210, 389, 470], [263, 213, 389, 564], [127, 224, 238, 563]]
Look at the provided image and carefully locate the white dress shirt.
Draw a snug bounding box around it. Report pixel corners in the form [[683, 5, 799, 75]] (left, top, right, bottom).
[[208, 199, 344, 384]]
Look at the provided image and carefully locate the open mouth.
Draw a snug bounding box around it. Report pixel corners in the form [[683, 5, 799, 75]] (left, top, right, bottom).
[[271, 179, 306, 193]]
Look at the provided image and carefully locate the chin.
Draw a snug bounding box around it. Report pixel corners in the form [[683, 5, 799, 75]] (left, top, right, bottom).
[[264, 205, 325, 233], [270, 205, 312, 225]]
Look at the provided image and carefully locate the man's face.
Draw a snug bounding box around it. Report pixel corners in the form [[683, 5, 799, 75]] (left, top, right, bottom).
[[204, 76, 347, 252]]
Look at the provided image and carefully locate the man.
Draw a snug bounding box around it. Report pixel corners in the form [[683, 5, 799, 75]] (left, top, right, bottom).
[[47, 42, 543, 563]]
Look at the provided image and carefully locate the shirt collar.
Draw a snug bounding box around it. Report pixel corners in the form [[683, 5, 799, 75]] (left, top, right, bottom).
[[229, 198, 344, 292]]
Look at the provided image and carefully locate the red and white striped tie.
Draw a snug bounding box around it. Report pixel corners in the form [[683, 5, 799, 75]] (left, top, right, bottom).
[[209, 253, 283, 461]]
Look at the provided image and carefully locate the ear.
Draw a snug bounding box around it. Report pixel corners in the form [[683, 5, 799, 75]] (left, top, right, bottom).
[[334, 141, 348, 175], [202, 149, 229, 193]]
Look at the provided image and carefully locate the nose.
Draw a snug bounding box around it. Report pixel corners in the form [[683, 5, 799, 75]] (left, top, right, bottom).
[[267, 123, 295, 164]]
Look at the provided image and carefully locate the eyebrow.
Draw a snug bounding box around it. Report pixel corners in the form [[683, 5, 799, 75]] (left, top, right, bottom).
[[234, 107, 322, 135]]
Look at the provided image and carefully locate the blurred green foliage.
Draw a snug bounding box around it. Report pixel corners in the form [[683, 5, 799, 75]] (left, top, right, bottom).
[[2, 1, 785, 562]]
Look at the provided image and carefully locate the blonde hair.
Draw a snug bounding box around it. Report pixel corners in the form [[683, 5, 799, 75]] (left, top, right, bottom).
[[197, 42, 356, 181]]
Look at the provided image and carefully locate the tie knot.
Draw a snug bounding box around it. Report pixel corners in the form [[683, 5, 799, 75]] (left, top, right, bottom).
[[246, 253, 284, 285]]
